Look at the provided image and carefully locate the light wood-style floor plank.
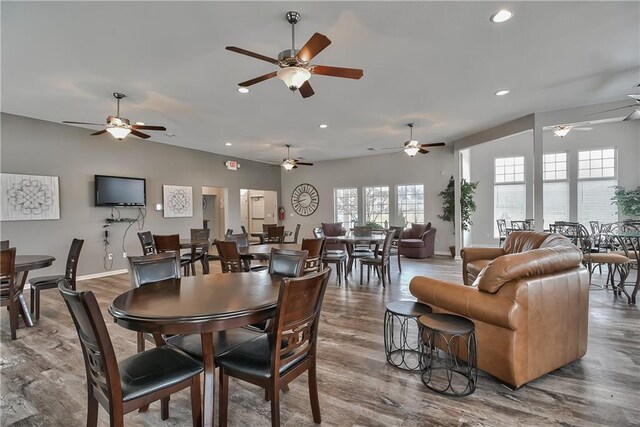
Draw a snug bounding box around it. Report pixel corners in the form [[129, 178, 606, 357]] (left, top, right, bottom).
[[1, 256, 638, 426]]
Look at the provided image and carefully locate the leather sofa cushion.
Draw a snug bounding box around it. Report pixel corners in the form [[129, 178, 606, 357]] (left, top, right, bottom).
[[400, 239, 425, 248], [475, 245, 583, 293], [503, 231, 549, 254], [467, 259, 492, 279], [322, 222, 344, 237], [119, 346, 203, 402]]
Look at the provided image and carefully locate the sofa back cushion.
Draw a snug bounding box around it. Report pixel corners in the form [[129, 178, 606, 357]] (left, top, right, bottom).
[[503, 231, 549, 254], [474, 242, 583, 293], [411, 222, 431, 238], [322, 222, 344, 237]]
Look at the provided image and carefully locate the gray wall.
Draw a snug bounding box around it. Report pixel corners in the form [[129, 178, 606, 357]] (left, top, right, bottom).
[[280, 147, 457, 254], [0, 113, 281, 276], [468, 119, 640, 245]]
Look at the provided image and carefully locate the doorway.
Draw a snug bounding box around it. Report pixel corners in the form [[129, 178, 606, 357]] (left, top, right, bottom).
[[202, 186, 228, 241], [240, 189, 278, 234]]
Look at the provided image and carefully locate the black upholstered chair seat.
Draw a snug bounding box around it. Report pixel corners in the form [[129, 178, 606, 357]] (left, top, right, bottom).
[[29, 274, 66, 288], [119, 345, 203, 402], [167, 328, 264, 360], [216, 334, 306, 380]]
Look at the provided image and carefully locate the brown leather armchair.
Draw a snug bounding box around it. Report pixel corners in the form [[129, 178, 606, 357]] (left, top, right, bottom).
[[410, 232, 589, 388], [399, 223, 436, 259]]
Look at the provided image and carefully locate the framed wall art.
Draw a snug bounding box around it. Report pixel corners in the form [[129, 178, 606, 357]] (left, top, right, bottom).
[[1, 173, 60, 221], [163, 185, 193, 218]]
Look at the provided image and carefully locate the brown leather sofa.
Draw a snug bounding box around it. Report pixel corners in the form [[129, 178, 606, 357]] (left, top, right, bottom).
[[410, 231, 589, 388], [399, 223, 436, 259]]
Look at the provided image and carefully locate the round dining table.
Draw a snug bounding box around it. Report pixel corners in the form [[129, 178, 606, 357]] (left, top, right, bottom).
[[239, 243, 301, 260], [109, 272, 283, 427], [15, 255, 56, 327]]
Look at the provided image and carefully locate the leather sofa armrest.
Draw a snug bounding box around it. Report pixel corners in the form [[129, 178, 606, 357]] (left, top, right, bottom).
[[461, 246, 505, 286], [409, 276, 519, 330]]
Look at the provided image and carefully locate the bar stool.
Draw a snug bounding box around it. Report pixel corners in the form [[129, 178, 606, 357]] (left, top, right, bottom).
[[384, 301, 432, 371], [418, 313, 477, 396]]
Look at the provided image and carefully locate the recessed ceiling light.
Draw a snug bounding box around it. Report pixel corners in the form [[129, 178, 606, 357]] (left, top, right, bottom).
[[495, 90, 510, 96], [318, 124, 328, 129], [237, 87, 250, 94], [225, 142, 232, 146], [490, 9, 513, 23]]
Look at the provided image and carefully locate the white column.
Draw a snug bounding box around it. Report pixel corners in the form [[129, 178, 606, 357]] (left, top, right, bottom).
[[533, 115, 544, 231]]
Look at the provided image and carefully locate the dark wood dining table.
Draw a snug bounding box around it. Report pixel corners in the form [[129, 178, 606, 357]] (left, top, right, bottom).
[[109, 272, 283, 427], [238, 243, 301, 260], [16, 255, 56, 327], [250, 230, 293, 244], [179, 238, 212, 273]]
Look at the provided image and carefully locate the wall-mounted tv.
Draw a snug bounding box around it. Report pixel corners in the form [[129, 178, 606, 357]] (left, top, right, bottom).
[[95, 175, 146, 207]]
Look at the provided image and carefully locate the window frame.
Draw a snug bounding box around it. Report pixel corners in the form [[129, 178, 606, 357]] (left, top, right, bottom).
[[333, 187, 359, 228], [362, 185, 390, 228], [395, 183, 425, 227], [494, 156, 526, 185], [577, 147, 617, 181]]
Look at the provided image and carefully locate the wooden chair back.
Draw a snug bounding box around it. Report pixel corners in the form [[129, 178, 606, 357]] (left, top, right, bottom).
[[266, 226, 285, 243], [153, 234, 182, 264], [225, 233, 249, 248], [290, 224, 301, 244], [301, 238, 325, 274], [128, 253, 181, 287], [190, 228, 210, 241], [262, 223, 277, 232], [58, 280, 122, 407], [215, 240, 245, 272], [353, 226, 372, 237], [137, 231, 156, 255], [380, 230, 395, 263], [268, 248, 308, 277], [65, 238, 85, 290], [0, 240, 9, 250], [1, 247, 17, 302]]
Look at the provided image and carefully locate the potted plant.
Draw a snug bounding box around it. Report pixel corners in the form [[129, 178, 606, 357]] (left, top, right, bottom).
[[612, 185, 640, 219], [438, 175, 478, 257]]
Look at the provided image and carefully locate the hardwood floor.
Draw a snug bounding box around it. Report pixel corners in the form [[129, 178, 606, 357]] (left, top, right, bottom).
[[1, 256, 639, 426]]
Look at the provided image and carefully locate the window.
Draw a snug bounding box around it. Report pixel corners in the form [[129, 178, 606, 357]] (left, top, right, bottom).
[[578, 149, 615, 179], [334, 188, 358, 228], [494, 156, 526, 237], [396, 184, 424, 226], [363, 186, 389, 228], [577, 148, 617, 225], [543, 152, 569, 226]]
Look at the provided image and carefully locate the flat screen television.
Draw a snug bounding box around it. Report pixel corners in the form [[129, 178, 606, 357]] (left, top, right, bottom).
[[95, 175, 146, 207]]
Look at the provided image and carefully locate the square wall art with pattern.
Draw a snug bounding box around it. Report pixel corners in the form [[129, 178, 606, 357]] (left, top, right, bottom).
[[163, 185, 193, 218], [1, 173, 60, 221]]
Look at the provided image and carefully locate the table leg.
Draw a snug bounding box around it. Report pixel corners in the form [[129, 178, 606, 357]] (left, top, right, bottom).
[[16, 272, 34, 327], [201, 333, 215, 427]]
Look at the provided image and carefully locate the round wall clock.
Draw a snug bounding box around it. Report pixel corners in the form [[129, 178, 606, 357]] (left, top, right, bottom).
[[291, 183, 319, 216]]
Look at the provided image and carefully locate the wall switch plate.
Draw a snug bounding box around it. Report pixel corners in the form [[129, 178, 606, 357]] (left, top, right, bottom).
[[122, 252, 127, 258], [108, 253, 113, 260]]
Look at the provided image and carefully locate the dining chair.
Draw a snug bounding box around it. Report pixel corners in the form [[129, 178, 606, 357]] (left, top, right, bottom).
[[348, 227, 375, 273], [217, 268, 332, 427], [58, 280, 202, 426], [0, 240, 9, 250], [137, 231, 156, 255], [496, 219, 508, 246], [510, 220, 527, 230], [265, 226, 285, 244], [190, 228, 211, 273], [1, 247, 19, 340], [314, 227, 348, 285], [127, 253, 182, 352], [301, 238, 324, 275], [153, 234, 194, 276], [386, 226, 403, 272], [215, 240, 246, 273], [524, 219, 535, 230], [262, 223, 277, 233], [359, 230, 395, 287], [268, 248, 308, 277], [226, 233, 250, 248], [577, 224, 630, 293], [29, 238, 84, 320], [284, 224, 301, 244]]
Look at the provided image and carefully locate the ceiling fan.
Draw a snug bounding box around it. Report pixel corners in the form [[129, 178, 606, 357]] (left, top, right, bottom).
[[226, 11, 364, 98], [549, 123, 593, 138], [585, 84, 640, 122], [281, 144, 313, 170], [62, 93, 167, 140], [380, 123, 446, 157]]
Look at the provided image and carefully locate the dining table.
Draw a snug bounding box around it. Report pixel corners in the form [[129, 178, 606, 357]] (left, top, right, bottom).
[[249, 230, 293, 244], [238, 243, 301, 260], [610, 231, 640, 304], [16, 255, 56, 327], [109, 271, 283, 427], [179, 238, 212, 273]]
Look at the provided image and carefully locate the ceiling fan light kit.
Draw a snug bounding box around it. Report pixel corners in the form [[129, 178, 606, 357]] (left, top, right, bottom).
[[277, 66, 311, 91], [553, 126, 572, 138]]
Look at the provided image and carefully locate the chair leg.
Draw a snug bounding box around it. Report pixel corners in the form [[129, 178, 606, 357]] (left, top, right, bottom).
[[397, 253, 402, 272], [160, 397, 170, 420], [191, 261, 196, 276], [367, 265, 370, 281], [191, 375, 201, 427], [360, 265, 364, 285], [387, 262, 392, 284], [87, 393, 99, 427], [308, 365, 321, 424], [9, 300, 19, 340], [381, 266, 386, 288], [34, 288, 41, 320], [30, 286, 35, 315], [219, 368, 229, 427], [270, 383, 280, 427], [136, 332, 145, 352]]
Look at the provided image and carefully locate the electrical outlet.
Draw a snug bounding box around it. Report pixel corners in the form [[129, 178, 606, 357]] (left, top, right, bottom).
[[108, 253, 113, 260], [122, 252, 128, 258]]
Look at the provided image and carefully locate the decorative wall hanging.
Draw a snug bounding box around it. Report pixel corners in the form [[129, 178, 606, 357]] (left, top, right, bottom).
[[1, 173, 60, 221], [291, 183, 319, 216], [163, 185, 193, 218]]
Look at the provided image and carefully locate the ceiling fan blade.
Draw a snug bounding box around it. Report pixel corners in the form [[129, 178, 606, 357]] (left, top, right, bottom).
[[295, 162, 314, 166], [130, 129, 151, 139], [225, 46, 280, 65], [380, 147, 403, 150], [419, 149, 429, 154], [238, 71, 278, 87], [623, 109, 640, 121], [573, 127, 593, 131], [311, 65, 363, 80], [419, 142, 446, 148], [297, 33, 331, 63], [627, 94, 640, 100], [585, 104, 636, 116], [90, 129, 107, 136], [63, 121, 105, 126], [292, 165, 299, 169], [131, 125, 166, 131], [299, 81, 315, 98]]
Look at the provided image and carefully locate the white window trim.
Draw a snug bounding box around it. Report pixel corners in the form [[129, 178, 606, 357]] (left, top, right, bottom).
[[494, 156, 526, 184], [333, 187, 358, 224], [543, 151, 569, 183], [577, 147, 618, 180], [395, 183, 425, 226]]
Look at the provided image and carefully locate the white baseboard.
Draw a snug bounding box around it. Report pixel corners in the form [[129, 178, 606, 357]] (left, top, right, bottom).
[[77, 269, 128, 281]]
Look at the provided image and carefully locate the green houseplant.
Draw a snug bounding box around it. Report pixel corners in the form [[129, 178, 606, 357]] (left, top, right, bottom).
[[438, 176, 478, 257], [612, 185, 640, 219]]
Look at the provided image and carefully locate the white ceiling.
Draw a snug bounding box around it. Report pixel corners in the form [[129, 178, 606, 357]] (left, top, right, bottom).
[[2, 1, 639, 163]]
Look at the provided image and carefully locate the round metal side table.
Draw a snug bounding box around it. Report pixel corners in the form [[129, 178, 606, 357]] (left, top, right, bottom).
[[418, 313, 477, 396], [383, 300, 432, 371]]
